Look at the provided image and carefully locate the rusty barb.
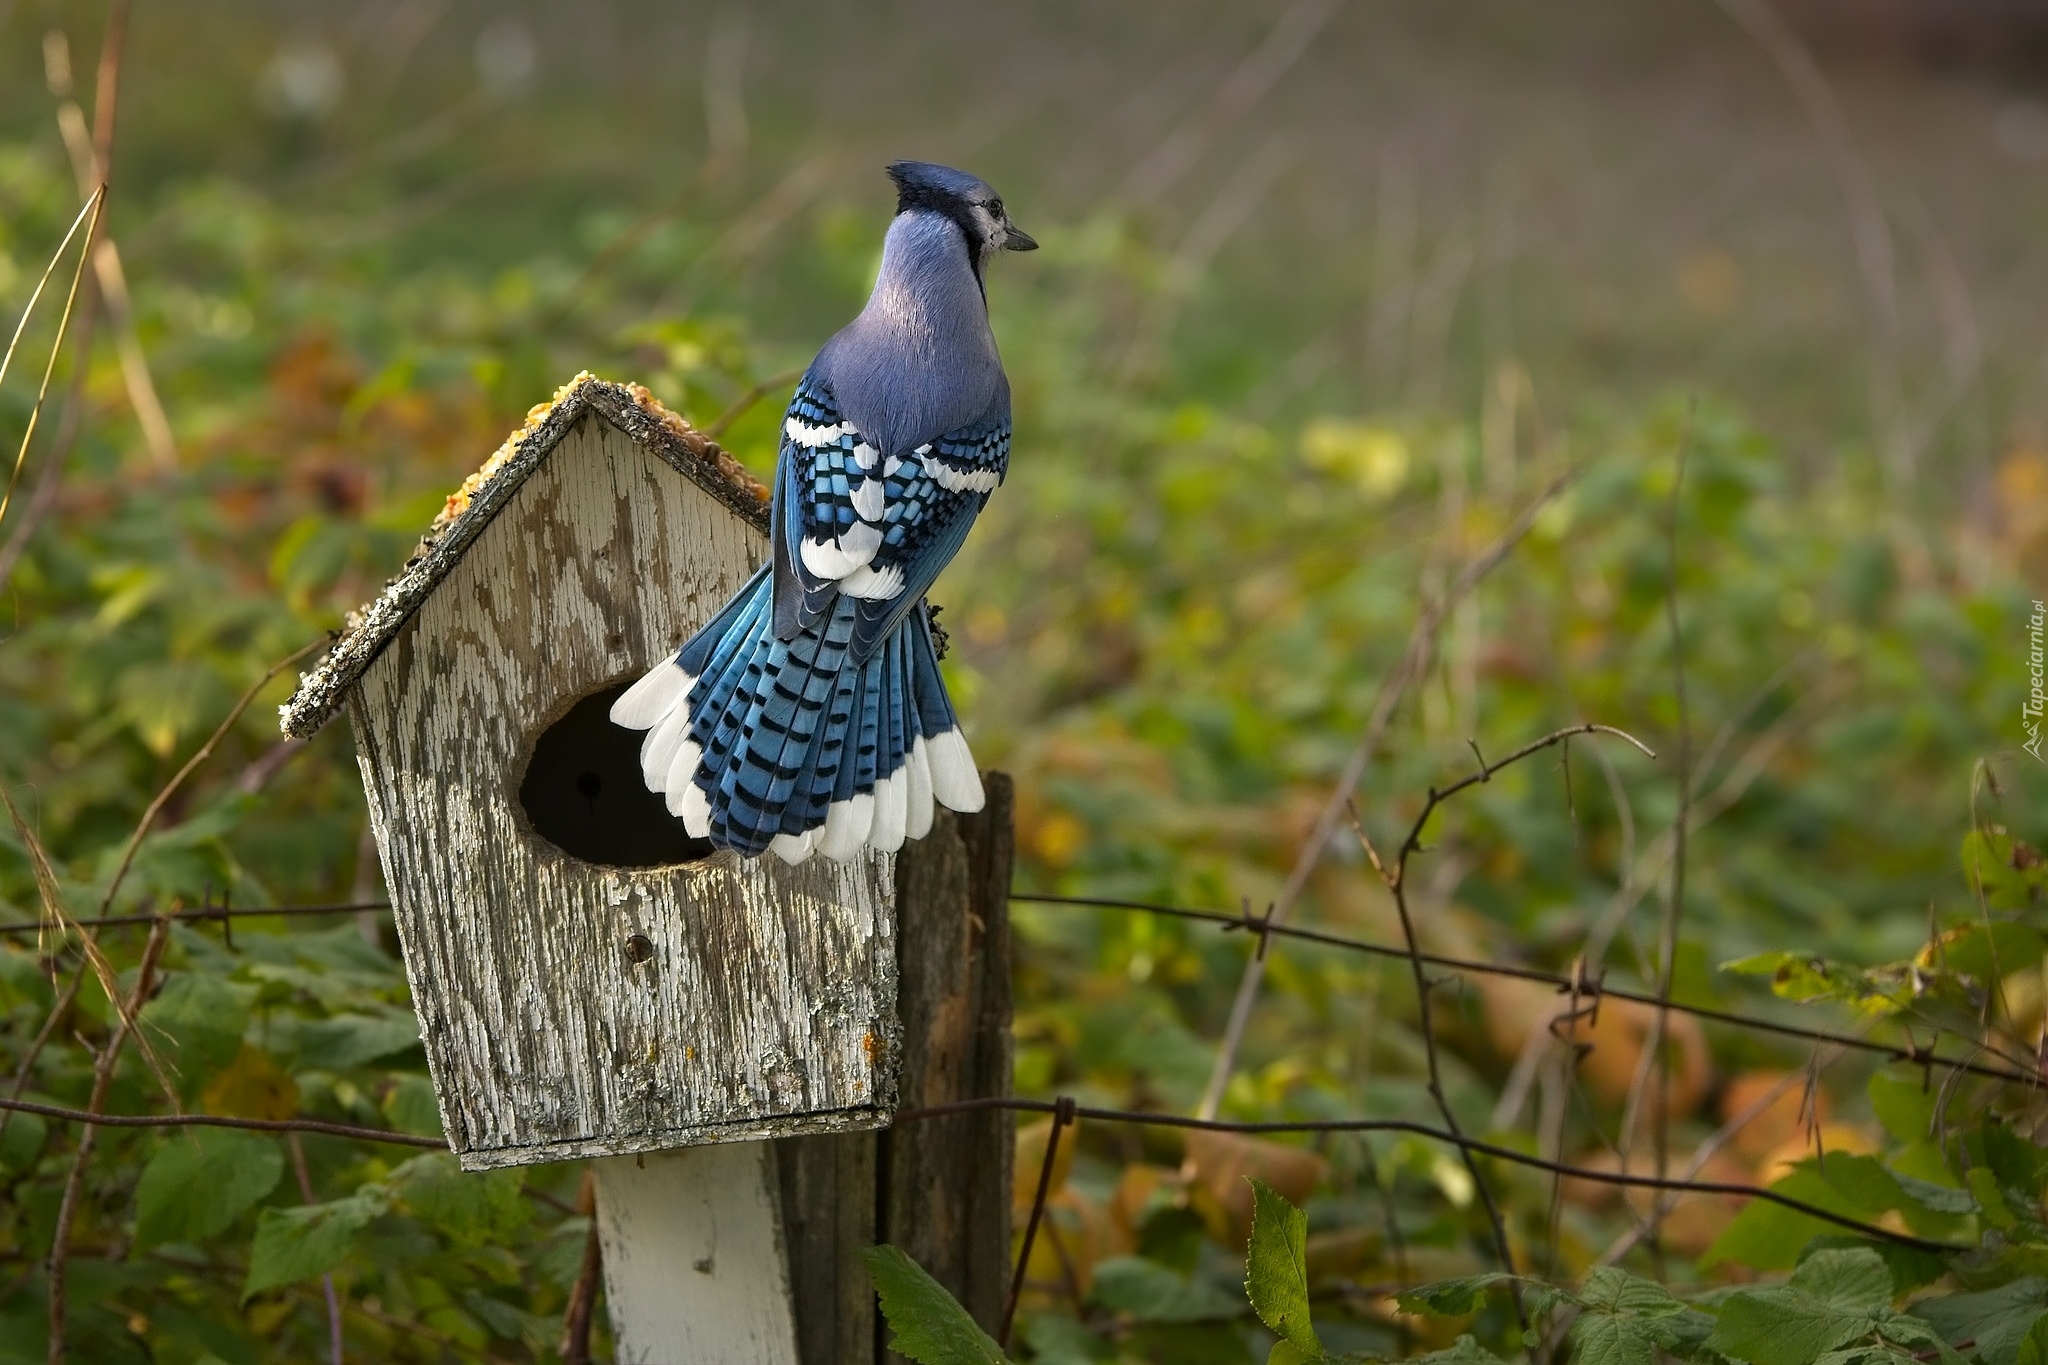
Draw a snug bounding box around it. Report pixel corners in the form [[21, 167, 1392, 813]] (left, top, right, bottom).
[[1218, 896, 1278, 961], [1546, 954, 1605, 1055]]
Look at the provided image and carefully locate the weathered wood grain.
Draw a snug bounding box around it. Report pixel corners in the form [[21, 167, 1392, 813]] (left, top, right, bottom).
[[775, 782, 1016, 1362], [886, 779, 1016, 1333], [775, 1129, 880, 1361], [593, 1143, 800, 1363], [349, 411, 898, 1169]]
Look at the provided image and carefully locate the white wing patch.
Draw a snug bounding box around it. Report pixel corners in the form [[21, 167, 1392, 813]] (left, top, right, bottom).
[[786, 417, 849, 447], [923, 455, 1002, 495], [839, 561, 905, 600], [850, 477, 885, 521], [800, 521, 883, 579]]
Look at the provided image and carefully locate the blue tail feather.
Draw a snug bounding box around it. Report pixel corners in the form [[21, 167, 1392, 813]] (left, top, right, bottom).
[[620, 568, 974, 860]]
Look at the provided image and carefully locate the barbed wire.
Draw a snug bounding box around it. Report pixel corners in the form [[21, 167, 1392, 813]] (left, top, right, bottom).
[[2, 862, 2017, 1310], [22, 890, 2012, 1089], [0, 900, 390, 937], [11, 886, 2023, 1087], [0, 1087, 1961, 1256], [0, 1093, 442, 1147], [892, 1094, 1962, 1255], [1013, 892, 2037, 1087]]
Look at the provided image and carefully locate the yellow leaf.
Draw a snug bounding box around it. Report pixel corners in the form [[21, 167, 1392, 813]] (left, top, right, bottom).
[[202, 1046, 300, 1122]]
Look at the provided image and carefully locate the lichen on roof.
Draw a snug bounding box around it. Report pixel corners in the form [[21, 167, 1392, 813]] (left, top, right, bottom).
[[430, 371, 596, 536], [279, 373, 773, 739]]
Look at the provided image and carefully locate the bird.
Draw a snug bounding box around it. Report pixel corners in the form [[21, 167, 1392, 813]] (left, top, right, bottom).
[[609, 161, 1037, 864]]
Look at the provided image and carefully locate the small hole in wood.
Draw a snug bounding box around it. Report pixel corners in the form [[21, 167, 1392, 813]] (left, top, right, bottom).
[[624, 933, 656, 964], [519, 682, 715, 868]]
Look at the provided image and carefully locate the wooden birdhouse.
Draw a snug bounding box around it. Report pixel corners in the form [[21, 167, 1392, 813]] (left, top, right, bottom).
[[279, 373, 904, 1170]]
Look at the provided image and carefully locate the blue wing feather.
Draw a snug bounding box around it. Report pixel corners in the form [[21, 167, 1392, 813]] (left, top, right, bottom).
[[768, 371, 1009, 660]]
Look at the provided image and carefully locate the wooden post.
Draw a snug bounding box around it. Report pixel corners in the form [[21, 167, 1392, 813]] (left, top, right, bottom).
[[775, 778, 1017, 1362], [593, 1143, 800, 1363]]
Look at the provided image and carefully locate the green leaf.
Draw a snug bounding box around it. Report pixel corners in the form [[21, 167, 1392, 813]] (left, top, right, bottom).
[[1961, 830, 2048, 910], [1397, 1275, 1513, 1318], [290, 1011, 421, 1070], [1578, 1265, 1686, 1317], [1089, 1256, 1240, 1322], [382, 1073, 443, 1137], [1244, 1177, 1320, 1358], [1790, 1249, 1894, 1313], [1808, 1153, 1973, 1237], [1019, 1313, 1113, 1365], [390, 1153, 528, 1248], [1970, 1167, 2018, 1229], [1913, 1279, 2048, 1365], [1890, 1171, 1975, 1216], [860, 1245, 1011, 1365], [0, 1111, 46, 1175], [1706, 1248, 1894, 1365], [1703, 1166, 1871, 1271], [138, 974, 249, 1096], [243, 1188, 388, 1298], [1570, 1312, 1663, 1365], [2015, 1312, 2048, 1365], [1867, 1071, 1936, 1146], [1414, 1336, 1512, 1365], [134, 1127, 283, 1250], [1938, 919, 2046, 982], [1874, 1313, 1967, 1365], [1981, 1119, 2048, 1201], [1572, 1267, 1714, 1365]]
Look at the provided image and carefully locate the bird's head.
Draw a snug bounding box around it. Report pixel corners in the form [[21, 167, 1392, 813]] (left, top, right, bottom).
[[885, 161, 1037, 273]]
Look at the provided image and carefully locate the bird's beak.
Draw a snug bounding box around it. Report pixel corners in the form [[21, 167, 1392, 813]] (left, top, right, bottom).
[[1002, 222, 1038, 252]]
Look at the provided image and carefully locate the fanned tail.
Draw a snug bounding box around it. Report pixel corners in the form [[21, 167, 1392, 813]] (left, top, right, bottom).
[[609, 566, 982, 863]]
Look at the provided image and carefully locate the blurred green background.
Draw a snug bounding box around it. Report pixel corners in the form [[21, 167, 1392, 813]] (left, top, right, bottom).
[[2, 1, 2047, 1360]]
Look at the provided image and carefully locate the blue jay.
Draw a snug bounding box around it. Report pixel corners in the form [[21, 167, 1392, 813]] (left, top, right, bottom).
[[610, 162, 1036, 863]]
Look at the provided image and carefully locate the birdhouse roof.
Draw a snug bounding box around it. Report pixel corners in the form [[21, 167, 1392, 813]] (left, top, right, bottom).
[[278, 373, 771, 739]]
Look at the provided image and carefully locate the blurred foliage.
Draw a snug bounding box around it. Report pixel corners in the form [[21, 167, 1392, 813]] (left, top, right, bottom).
[[2, 2, 2047, 1362]]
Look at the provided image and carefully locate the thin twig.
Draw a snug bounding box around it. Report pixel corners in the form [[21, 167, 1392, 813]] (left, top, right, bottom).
[[46, 7, 170, 471], [558, 1169, 602, 1365], [47, 917, 166, 1365], [702, 366, 803, 440], [1196, 465, 1581, 1119], [346, 1292, 522, 1365], [1345, 724, 1652, 1324], [1600, 1044, 1850, 1268], [0, 186, 104, 533], [1641, 406, 1694, 1253], [94, 639, 323, 919], [1002, 1095, 1075, 1347], [0, 187, 102, 396], [288, 1133, 344, 1365], [0, 958, 89, 1142], [0, 787, 178, 1110]]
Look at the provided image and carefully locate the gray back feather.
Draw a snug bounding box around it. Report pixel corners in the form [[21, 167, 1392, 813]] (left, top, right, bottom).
[[814, 210, 1007, 456]]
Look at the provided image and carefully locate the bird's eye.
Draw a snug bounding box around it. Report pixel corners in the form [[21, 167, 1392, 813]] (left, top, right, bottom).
[[987, 199, 1003, 217]]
